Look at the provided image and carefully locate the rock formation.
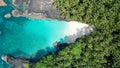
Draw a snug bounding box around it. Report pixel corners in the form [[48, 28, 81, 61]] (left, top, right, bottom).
[[0, 0, 6, 6], [11, 0, 63, 19], [4, 13, 11, 18]]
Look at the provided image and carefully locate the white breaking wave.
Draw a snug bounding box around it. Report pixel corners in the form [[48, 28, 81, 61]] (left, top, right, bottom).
[[64, 21, 94, 43]]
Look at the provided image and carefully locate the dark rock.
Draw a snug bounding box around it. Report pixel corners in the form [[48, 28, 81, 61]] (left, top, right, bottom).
[[1, 55, 28, 68]]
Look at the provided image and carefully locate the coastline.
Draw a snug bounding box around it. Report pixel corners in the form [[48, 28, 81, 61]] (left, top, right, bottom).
[[1, 21, 94, 68], [1, 0, 64, 20], [0, 0, 94, 68], [11, 0, 64, 20]]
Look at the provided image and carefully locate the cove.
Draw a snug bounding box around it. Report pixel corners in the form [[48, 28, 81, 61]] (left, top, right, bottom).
[[0, 5, 71, 68], [0, 2, 94, 68], [0, 16, 70, 68]]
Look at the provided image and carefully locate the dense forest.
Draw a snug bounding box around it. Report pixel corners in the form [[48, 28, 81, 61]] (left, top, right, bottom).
[[30, 0, 120, 68]]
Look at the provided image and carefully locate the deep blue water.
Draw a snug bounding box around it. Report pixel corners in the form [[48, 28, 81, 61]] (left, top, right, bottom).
[[0, 6, 68, 68]]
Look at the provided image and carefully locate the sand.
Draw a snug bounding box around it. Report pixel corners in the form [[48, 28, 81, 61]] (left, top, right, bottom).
[[64, 21, 94, 43]]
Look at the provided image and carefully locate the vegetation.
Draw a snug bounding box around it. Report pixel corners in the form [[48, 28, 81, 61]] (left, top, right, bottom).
[[23, 63, 30, 68], [31, 0, 120, 68]]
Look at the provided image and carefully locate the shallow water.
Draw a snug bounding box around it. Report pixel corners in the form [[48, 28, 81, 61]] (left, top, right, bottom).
[[0, 6, 69, 68]]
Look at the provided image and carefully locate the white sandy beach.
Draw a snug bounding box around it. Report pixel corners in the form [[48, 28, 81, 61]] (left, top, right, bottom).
[[64, 21, 94, 43]]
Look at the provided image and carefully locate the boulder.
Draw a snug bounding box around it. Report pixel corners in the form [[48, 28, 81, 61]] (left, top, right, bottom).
[[4, 14, 11, 18]]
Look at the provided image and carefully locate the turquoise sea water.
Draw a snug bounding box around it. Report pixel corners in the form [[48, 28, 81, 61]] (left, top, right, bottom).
[[0, 6, 68, 68]]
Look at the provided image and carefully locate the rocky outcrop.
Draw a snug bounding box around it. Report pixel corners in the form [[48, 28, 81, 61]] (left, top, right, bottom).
[[0, 0, 63, 19], [0, 0, 7, 6], [11, 0, 63, 20], [1, 55, 29, 68], [4, 13, 11, 18]]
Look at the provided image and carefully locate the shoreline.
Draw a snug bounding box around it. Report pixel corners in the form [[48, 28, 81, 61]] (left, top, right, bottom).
[[1, 21, 94, 68], [0, 0, 94, 68], [11, 0, 64, 20], [1, 0, 64, 20]]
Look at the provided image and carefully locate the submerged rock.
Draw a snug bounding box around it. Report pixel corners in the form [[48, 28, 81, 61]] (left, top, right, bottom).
[[0, 30, 1, 35], [53, 41, 60, 47], [4, 13, 11, 18]]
